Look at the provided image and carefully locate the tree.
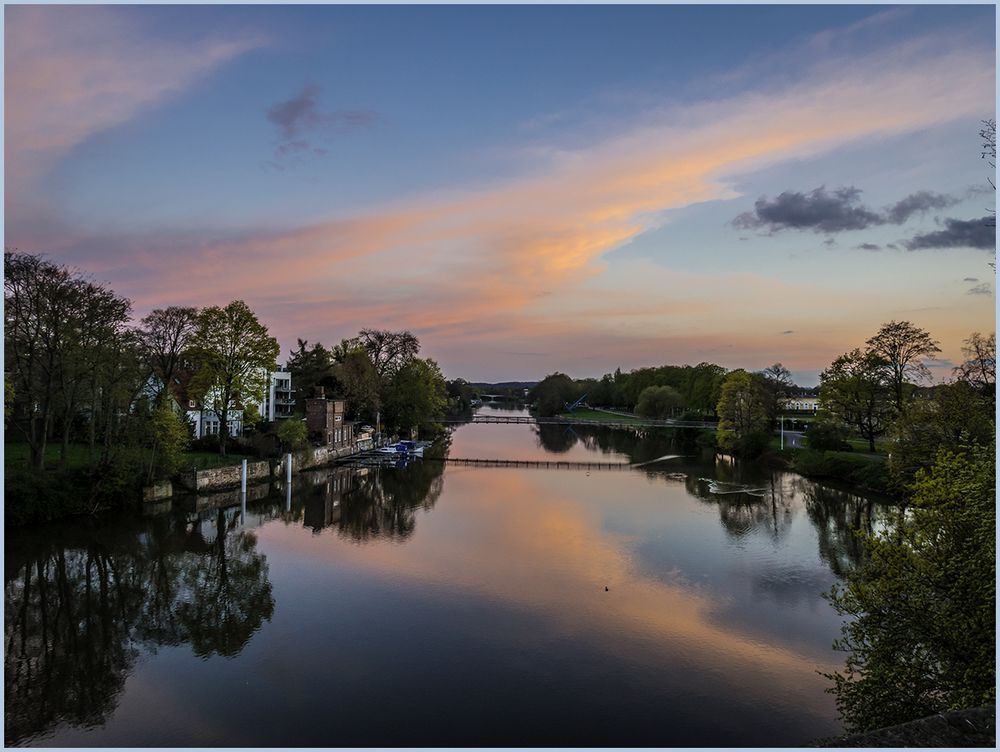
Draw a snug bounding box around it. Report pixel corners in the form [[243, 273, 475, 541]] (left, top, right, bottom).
[[187, 301, 280, 456], [819, 349, 894, 452], [332, 348, 381, 420], [275, 418, 307, 451], [138, 306, 198, 402], [887, 381, 994, 485], [953, 331, 995, 403], [864, 321, 940, 411], [147, 400, 191, 482], [635, 385, 683, 419], [715, 370, 770, 456], [825, 442, 995, 732], [529, 372, 577, 417], [285, 339, 335, 412], [981, 118, 996, 228], [357, 329, 420, 380], [758, 362, 793, 421], [381, 357, 447, 435]]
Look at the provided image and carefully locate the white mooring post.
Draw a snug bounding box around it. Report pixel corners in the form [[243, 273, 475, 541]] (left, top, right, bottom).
[[286, 453, 292, 483], [241, 459, 248, 494], [286, 478, 292, 513]]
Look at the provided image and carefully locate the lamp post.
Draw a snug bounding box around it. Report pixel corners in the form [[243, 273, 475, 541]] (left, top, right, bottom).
[[780, 414, 784, 450]]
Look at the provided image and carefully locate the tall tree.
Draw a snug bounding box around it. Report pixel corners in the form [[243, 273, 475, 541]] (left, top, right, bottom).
[[332, 348, 381, 420], [187, 301, 280, 455], [138, 306, 199, 402], [953, 331, 995, 403], [357, 329, 420, 379], [758, 362, 794, 421], [381, 357, 447, 434], [819, 349, 894, 452], [864, 321, 940, 411], [715, 369, 770, 456]]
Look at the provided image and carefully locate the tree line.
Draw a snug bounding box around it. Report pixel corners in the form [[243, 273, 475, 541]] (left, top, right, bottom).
[[4, 251, 452, 519]]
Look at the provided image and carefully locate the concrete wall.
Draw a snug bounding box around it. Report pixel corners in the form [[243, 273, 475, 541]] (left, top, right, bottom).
[[155, 444, 362, 499]]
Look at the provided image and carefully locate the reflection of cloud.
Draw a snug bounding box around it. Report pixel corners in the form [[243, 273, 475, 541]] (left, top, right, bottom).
[[261, 468, 843, 701], [967, 283, 992, 296]]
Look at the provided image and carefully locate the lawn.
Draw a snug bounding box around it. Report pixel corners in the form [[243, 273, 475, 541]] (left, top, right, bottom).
[[5, 442, 255, 472], [558, 408, 647, 424]]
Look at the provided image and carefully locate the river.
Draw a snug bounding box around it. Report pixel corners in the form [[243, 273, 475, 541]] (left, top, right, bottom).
[[4, 407, 894, 746]]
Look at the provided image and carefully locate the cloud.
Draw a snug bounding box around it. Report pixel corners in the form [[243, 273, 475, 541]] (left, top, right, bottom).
[[266, 84, 377, 162], [733, 186, 881, 233], [904, 217, 997, 250], [855, 243, 881, 251], [5, 5, 266, 192], [780, 330, 795, 335], [963, 277, 979, 282], [6, 23, 995, 380], [734, 187, 961, 234], [885, 190, 960, 223], [967, 282, 993, 295]]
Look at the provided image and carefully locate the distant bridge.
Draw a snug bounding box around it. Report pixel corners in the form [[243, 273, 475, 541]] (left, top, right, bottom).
[[424, 453, 684, 472]]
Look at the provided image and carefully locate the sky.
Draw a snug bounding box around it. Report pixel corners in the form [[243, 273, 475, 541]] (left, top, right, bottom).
[[4, 4, 996, 385]]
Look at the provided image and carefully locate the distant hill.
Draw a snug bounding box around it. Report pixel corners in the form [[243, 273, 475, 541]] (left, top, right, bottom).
[[468, 381, 538, 390]]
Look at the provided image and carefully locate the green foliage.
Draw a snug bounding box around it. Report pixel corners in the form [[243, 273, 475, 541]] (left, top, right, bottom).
[[530, 372, 579, 417], [805, 417, 852, 451], [382, 357, 448, 434], [333, 348, 381, 420], [888, 382, 994, 486], [825, 442, 996, 732], [791, 449, 890, 493], [635, 385, 683, 418], [820, 348, 895, 452], [276, 418, 308, 450], [716, 370, 770, 456], [187, 300, 280, 455], [242, 402, 263, 430], [149, 401, 191, 480]]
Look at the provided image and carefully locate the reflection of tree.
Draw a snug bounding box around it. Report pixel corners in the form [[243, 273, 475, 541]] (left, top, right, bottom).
[[533, 423, 578, 453], [802, 483, 892, 577], [174, 508, 275, 658], [337, 457, 445, 542], [4, 508, 274, 744]]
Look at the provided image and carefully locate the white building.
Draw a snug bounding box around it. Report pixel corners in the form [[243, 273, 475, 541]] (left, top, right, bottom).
[[780, 395, 820, 412], [259, 370, 295, 421]]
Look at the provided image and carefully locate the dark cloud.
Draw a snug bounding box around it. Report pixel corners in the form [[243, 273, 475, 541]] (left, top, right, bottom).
[[822, 238, 837, 247], [733, 186, 881, 233], [265, 84, 377, 164], [855, 242, 881, 251], [903, 217, 996, 251], [780, 330, 795, 335], [967, 282, 993, 295], [885, 190, 959, 224], [964, 277, 979, 282], [733, 186, 965, 237]]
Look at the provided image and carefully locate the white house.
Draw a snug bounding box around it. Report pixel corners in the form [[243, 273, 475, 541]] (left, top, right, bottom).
[[780, 395, 820, 412]]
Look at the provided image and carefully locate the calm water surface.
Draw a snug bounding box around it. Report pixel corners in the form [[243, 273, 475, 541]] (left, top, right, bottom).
[[5, 408, 893, 746]]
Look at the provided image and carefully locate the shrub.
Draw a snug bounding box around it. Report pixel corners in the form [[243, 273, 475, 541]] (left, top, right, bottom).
[[806, 420, 852, 451]]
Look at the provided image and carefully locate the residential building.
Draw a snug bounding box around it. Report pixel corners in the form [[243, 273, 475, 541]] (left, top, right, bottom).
[[259, 370, 295, 421], [780, 395, 820, 412], [305, 386, 354, 448]]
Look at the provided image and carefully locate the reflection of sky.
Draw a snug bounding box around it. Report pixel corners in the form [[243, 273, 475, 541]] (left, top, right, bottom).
[[32, 422, 888, 746]]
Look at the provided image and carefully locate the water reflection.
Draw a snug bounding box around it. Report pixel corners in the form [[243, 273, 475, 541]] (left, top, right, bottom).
[[4, 508, 274, 745], [6, 417, 898, 747]]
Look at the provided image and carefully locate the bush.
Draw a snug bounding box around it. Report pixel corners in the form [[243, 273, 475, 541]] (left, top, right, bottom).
[[791, 450, 890, 493], [806, 420, 852, 451]]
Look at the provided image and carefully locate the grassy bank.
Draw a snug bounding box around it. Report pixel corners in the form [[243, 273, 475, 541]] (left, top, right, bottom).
[[768, 444, 893, 495]]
